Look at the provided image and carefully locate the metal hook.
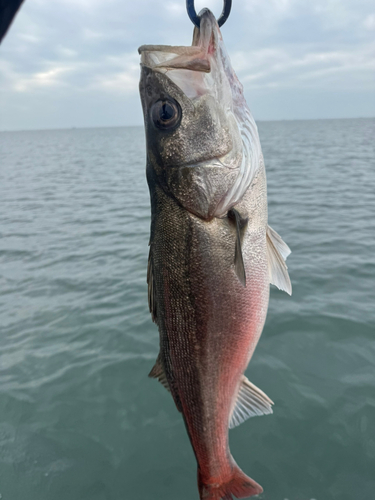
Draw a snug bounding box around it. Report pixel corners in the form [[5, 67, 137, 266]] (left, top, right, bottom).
[[186, 0, 232, 28]]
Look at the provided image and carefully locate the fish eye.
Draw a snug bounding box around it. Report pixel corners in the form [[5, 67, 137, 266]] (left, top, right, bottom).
[[151, 99, 182, 131]]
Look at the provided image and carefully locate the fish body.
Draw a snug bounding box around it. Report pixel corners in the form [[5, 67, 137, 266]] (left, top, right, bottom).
[[139, 10, 291, 500]]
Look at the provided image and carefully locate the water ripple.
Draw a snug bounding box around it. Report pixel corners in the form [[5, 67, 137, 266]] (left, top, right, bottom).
[[0, 121, 374, 500]]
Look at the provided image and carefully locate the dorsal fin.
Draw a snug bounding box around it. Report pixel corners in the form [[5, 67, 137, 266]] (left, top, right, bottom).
[[148, 355, 170, 392], [229, 376, 274, 429], [266, 225, 292, 295]]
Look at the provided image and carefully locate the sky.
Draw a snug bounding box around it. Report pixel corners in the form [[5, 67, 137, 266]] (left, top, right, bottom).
[[0, 0, 374, 130]]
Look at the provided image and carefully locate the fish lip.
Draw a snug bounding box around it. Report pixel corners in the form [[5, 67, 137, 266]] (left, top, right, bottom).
[[138, 45, 207, 72], [138, 45, 203, 54]]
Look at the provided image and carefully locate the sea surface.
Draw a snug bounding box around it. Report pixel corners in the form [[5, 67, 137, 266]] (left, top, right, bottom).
[[0, 119, 374, 500]]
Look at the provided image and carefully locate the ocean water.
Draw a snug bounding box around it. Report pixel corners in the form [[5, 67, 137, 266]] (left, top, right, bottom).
[[0, 119, 374, 500]]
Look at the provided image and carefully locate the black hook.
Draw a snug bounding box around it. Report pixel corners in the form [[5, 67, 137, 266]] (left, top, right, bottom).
[[186, 0, 232, 28]]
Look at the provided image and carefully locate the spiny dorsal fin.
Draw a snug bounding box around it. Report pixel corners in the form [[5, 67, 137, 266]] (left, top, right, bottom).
[[266, 225, 292, 295], [147, 246, 157, 322], [148, 355, 170, 392], [229, 376, 274, 429], [228, 208, 248, 287]]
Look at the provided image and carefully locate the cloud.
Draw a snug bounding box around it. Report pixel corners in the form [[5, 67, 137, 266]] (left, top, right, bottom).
[[91, 54, 141, 93], [0, 0, 374, 129], [364, 13, 375, 30], [233, 43, 375, 91]]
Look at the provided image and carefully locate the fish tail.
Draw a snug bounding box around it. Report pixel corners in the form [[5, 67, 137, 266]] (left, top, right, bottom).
[[198, 463, 263, 499]]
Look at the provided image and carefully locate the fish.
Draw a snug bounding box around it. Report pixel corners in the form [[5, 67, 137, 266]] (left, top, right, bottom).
[[138, 8, 291, 500]]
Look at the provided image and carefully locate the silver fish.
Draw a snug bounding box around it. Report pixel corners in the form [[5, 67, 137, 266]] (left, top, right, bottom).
[[139, 9, 291, 500]]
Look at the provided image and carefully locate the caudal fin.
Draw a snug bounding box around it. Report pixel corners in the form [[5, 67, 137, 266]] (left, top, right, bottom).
[[198, 464, 263, 500]]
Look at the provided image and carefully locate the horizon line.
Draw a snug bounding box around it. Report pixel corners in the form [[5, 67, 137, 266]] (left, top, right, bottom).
[[1, 116, 374, 133]]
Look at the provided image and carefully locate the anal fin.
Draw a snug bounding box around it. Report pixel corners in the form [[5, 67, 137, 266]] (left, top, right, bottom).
[[149, 355, 170, 392], [229, 375, 274, 429]]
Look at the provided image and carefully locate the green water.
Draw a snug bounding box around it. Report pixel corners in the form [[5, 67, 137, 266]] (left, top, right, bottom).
[[0, 119, 374, 499]]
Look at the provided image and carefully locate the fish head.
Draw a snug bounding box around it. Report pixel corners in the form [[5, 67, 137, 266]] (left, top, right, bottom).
[[139, 62, 235, 175], [139, 9, 261, 219]]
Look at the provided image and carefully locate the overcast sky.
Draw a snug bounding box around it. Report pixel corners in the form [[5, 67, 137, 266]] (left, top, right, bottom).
[[1, 0, 374, 130]]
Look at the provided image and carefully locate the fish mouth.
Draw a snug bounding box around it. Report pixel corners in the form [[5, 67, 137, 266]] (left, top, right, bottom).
[[138, 9, 225, 101], [138, 45, 214, 101], [138, 8, 219, 72], [138, 45, 209, 72]]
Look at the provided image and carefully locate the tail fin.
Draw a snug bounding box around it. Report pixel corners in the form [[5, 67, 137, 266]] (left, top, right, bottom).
[[198, 464, 263, 500]]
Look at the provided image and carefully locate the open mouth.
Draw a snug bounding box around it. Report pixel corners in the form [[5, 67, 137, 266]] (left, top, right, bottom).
[[138, 11, 221, 100], [139, 45, 215, 100]]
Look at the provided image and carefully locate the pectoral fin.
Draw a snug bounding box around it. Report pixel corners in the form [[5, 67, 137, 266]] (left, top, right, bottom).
[[266, 225, 292, 295], [229, 376, 274, 429], [147, 246, 157, 323], [228, 208, 248, 287]]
